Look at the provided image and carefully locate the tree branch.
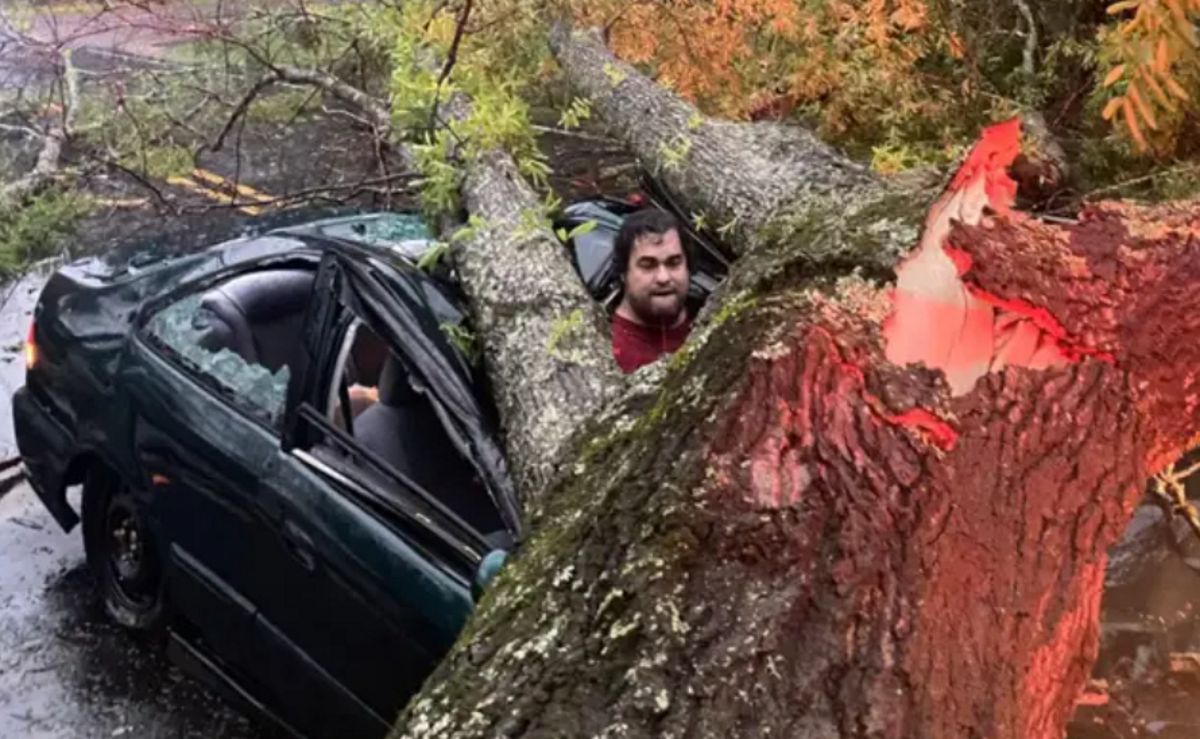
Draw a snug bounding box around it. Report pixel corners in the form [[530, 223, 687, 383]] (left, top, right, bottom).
[[548, 23, 877, 254], [209, 75, 276, 153], [434, 88, 624, 504], [272, 64, 393, 141], [1014, 0, 1038, 78], [0, 49, 80, 204]]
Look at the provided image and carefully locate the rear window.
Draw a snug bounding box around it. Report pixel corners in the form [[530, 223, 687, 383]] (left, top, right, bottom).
[[145, 294, 291, 427]]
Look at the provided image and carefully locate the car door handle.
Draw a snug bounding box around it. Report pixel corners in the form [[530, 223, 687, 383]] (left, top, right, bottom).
[[282, 520, 317, 573]]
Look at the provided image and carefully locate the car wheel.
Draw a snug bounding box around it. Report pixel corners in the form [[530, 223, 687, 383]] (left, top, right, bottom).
[[82, 467, 166, 631]]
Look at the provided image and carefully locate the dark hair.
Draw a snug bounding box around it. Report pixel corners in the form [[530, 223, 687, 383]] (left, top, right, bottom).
[[613, 209, 685, 277]]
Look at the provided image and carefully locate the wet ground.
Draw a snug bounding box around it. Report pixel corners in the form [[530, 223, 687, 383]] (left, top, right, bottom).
[[0, 267, 263, 739]]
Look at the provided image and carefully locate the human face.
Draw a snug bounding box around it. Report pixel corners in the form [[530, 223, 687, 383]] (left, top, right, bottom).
[[621, 229, 689, 325]]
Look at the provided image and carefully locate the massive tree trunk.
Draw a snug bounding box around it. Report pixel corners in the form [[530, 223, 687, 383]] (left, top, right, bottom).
[[385, 25, 1200, 739]]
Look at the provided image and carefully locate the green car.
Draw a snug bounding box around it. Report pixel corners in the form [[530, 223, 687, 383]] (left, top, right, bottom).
[[13, 213, 521, 738], [13, 193, 730, 737]]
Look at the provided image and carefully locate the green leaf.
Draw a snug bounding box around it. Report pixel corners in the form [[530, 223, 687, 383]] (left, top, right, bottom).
[[416, 241, 449, 272], [566, 219, 598, 240]]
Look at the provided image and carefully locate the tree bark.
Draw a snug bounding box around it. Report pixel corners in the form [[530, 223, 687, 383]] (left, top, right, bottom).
[[547, 25, 879, 255], [389, 28, 1200, 739], [451, 146, 624, 502]]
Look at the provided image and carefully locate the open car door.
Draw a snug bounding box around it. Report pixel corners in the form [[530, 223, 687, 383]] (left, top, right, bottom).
[[245, 251, 520, 736]]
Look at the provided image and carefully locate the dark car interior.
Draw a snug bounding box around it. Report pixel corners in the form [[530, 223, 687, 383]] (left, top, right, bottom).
[[182, 265, 504, 539], [555, 188, 730, 317], [194, 268, 316, 377], [330, 324, 504, 538]]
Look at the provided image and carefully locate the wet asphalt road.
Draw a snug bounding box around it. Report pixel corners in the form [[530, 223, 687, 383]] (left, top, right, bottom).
[[0, 267, 263, 739]]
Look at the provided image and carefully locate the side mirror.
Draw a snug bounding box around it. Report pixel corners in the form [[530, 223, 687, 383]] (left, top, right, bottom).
[[471, 549, 509, 602]]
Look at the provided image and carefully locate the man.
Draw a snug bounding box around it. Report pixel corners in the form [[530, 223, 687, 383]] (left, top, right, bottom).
[[610, 209, 692, 373]]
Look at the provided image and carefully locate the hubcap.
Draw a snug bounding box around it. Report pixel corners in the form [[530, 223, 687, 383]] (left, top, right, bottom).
[[105, 501, 154, 605]]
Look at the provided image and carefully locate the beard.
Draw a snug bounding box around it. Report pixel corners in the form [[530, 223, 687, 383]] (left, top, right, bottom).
[[628, 288, 685, 325]]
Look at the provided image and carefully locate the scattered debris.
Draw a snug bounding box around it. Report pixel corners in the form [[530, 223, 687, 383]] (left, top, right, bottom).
[[1168, 652, 1200, 675], [8, 516, 42, 531], [1077, 679, 1110, 706]]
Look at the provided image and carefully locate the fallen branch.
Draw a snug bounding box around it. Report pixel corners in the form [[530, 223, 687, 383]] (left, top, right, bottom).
[[273, 64, 393, 140], [210, 75, 277, 152], [0, 49, 80, 204]]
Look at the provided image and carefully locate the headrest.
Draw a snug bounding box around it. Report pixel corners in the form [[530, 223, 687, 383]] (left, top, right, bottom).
[[215, 269, 315, 323], [197, 291, 256, 361]]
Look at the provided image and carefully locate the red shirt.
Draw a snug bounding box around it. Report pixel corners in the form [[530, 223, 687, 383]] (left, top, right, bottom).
[[611, 313, 692, 373]]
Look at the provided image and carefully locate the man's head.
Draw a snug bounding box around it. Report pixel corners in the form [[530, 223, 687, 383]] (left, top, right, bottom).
[[614, 209, 690, 326]]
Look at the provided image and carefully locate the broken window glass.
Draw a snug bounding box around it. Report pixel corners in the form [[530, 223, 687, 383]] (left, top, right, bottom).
[[145, 293, 290, 426], [312, 214, 434, 261]]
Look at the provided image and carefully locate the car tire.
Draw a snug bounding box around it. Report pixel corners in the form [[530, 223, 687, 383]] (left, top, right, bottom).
[[82, 466, 166, 631]]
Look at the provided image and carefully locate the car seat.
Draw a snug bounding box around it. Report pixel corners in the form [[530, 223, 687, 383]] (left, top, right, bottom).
[[354, 354, 502, 534], [196, 269, 315, 373]]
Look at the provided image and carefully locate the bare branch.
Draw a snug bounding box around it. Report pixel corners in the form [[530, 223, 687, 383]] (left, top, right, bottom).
[[210, 75, 277, 152], [1013, 0, 1038, 77], [273, 64, 393, 140], [437, 0, 474, 89], [0, 48, 80, 203]]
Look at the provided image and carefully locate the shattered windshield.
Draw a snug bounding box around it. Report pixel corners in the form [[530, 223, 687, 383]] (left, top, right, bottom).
[[312, 214, 435, 261], [145, 293, 291, 427]]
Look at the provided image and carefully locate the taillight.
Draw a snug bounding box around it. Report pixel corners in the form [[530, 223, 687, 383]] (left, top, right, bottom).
[[24, 321, 37, 371]]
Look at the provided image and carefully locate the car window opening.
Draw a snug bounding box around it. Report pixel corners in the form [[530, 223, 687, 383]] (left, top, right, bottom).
[[144, 266, 318, 427], [318, 320, 506, 542]]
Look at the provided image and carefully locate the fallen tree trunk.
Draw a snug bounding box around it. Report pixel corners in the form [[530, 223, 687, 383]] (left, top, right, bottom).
[[450, 147, 624, 502], [387, 29, 1200, 739], [165, 12, 1200, 737], [547, 24, 880, 255]]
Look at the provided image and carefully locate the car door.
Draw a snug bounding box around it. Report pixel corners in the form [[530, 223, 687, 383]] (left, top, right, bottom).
[[122, 266, 308, 678], [243, 254, 518, 737]]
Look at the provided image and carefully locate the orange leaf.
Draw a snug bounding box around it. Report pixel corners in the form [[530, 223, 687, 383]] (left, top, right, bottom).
[[1102, 96, 1124, 120], [1141, 70, 1178, 110], [947, 32, 965, 59], [1165, 75, 1192, 100], [1155, 38, 1171, 74], [1127, 81, 1158, 129], [1103, 64, 1126, 87], [1122, 98, 1148, 150], [1107, 0, 1140, 13]]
